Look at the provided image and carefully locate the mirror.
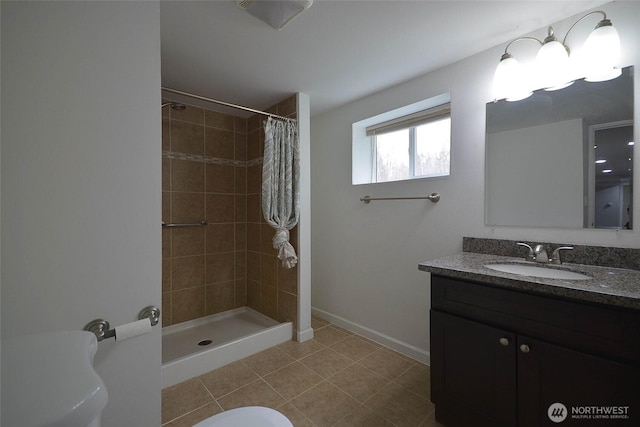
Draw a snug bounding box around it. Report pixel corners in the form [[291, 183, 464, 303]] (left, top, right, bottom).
[[485, 66, 634, 229]]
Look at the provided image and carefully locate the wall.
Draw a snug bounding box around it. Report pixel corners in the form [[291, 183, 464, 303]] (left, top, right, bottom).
[[1, 2, 162, 426], [310, 2, 639, 363], [162, 104, 249, 326]]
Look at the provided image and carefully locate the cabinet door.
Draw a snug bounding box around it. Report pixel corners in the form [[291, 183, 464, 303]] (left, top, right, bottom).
[[431, 310, 517, 427], [518, 335, 640, 427]]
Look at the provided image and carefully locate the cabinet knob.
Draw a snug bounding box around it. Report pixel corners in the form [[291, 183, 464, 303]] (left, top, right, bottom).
[[520, 344, 530, 353], [499, 337, 510, 346]]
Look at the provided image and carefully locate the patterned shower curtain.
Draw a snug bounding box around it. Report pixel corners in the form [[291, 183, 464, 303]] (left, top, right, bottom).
[[262, 117, 300, 269]]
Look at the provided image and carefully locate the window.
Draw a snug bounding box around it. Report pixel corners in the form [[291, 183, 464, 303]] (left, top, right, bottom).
[[352, 94, 451, 185]]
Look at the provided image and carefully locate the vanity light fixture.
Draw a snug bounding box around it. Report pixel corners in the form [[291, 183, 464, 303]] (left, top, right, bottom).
[[493, 10, 621, 101]]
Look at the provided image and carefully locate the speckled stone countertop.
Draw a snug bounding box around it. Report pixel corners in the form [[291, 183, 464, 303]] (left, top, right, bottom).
[[419, 252, 640, 311]]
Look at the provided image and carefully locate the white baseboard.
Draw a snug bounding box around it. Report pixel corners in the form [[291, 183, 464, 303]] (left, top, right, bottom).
[[311, 307, 430, 365], [296, 326, 314, 343]]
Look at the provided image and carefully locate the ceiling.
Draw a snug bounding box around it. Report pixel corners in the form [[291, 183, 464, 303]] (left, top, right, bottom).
[[160, 0, 609, 117]]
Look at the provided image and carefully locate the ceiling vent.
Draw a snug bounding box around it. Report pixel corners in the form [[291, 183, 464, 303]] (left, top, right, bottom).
[[236, 0, 313, 30]]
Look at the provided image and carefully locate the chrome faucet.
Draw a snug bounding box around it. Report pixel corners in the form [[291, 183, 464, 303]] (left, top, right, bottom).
[[533, 245, 549, 263], [516, 242, 535, 261], [550, 246, 573, 265], [516, 242, 573, 264]]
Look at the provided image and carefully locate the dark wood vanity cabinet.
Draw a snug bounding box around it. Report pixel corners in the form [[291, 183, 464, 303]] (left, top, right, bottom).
[[430, 275, 640, 427]]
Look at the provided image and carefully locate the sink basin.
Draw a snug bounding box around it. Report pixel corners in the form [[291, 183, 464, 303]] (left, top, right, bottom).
[[485, 263, 592, 280]]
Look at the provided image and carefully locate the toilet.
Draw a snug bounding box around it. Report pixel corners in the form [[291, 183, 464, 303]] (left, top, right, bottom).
[[193, 406, 294, 427], [3, 330, 108, 427]]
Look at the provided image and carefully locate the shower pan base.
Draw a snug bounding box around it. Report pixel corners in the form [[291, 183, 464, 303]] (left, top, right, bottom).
[[161, 307, 292, 388]]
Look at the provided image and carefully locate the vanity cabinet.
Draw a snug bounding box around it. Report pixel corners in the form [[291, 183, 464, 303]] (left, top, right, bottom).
[[430, 275, 640, 427]]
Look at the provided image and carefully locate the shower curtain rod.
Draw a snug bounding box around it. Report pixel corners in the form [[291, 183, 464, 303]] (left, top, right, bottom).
[[161, 87, 297, 123]]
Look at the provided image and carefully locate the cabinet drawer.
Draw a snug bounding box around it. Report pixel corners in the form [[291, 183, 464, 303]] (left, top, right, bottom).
[[431, 275, 640, 364]]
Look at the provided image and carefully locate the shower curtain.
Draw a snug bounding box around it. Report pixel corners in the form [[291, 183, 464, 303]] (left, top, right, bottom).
[[262, 117, 300, 269]]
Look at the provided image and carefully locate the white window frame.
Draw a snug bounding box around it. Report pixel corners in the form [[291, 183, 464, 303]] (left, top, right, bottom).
[[352, 93, 451, 185]]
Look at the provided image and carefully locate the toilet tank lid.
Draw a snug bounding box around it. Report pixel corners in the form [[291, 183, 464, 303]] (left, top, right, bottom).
[[2, 331, 108, 427]]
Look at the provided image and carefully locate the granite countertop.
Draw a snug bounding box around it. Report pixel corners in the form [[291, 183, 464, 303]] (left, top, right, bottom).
[[419, 252, 640, 311]]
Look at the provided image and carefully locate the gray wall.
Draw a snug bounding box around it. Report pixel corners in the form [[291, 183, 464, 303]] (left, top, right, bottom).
[[310, 2, 639, 363]]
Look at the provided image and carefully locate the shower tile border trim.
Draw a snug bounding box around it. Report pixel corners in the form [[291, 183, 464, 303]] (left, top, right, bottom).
[[163, 150, 263, 167]]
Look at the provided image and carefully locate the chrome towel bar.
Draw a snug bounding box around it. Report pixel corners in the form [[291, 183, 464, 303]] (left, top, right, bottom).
[[161, 220, 208, 228], [360, 193, 440, 204]]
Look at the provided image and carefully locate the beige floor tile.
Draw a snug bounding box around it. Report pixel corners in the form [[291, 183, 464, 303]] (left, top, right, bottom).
[[333, 404, 395, 427], [329, 363, 389, 403], [161, 378, 214, 424], [358, 347, 416, 381], [162, 402, 223, 427], [277, 338, 326, 359], [276, 402, 316, 427], [311, 315, 330, 330], [330, 334, 381, 361], [313, 325, 351, 346], [394, 363, 431, 399], [198, 360, 259, 398], [291, 381, 359, 426], [300, 347, 354, 378], [216, 378, 285, 410], [365, 382, 435, 427], [241, 346, 295, 376], [263, 361, 324, 400]]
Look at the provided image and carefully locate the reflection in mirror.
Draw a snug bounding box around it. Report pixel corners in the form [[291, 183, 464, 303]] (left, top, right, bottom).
[[486, 66, 633, 229]]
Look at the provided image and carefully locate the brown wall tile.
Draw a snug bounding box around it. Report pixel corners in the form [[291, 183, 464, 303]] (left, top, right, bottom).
[[206, 281, 235, 315], [235, 132, 247, 161], [172, 192, 205, 223], [246, 165, 261, 194], [162, 259, 172, 293], [172, 287, 206, 324], [246, 223, 261, 252], [172, 227, 206, 257], [206, 164, 235, 194], [206, 252, 235, 284], [246, 194, 261, 223], [205, 110, 235, 131], [171, 105, 204, 125], [205, 127, 234, 159], [234, 166, 246, 194], [206, 223, 235, 254], [235, 279, 247, 307], [247, 130, 263, 160], [206, 194, 235, 223], [171, 120, 204, 155], [162, 118, 170, 151], [235, 223, 247, 251], [172, 255, 206, 290], [162, 229, 171, 259], [235, 195, 247, 223], [261, 254, 278, 288], [171, 159, 205, 192]]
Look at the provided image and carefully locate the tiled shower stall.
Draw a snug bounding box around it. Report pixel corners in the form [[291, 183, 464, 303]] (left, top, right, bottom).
[[162, 94, 299, 333]]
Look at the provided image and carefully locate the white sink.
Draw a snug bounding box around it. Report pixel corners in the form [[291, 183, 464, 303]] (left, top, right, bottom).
[[485, 263, 592, 280]]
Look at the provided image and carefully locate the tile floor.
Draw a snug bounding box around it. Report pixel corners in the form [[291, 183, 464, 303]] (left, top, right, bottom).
[[162, 317, 444, 427]]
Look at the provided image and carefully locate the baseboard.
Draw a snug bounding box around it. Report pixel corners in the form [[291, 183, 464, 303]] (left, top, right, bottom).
[[311, 307, 430, 365], [296, 326, 314, 343]]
